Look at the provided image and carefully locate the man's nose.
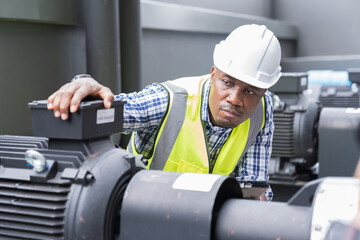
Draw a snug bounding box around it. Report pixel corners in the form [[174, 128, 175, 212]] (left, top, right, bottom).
[[226, 89, 244, 107]]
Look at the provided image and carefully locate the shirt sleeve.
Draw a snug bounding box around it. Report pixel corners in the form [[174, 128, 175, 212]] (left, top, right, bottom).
[[235, 91, 274, 201], [114, 83, 169, 134]]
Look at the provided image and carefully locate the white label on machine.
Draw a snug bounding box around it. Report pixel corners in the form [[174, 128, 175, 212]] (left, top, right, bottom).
[[97, 108, 115, 124], [300, 76, 307, 86], [172, 173, 221, 192]]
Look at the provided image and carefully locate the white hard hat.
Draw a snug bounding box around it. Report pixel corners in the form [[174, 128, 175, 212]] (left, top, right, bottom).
[[213, 24, 282, 89]]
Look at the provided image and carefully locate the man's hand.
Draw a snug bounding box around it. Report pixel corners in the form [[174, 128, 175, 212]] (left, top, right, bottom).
[[259, 192, 267, 201], [47, 77, 114, 120]]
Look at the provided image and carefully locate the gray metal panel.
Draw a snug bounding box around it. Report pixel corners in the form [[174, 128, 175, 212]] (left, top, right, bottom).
[[148, 0, 272, 17], [0, 0, 79, 25], [140, 1, 297, 89], [0, 21, 86, 136], [141, 0, 297, 40], [281, 55, 360, 72], [141, 30, 221, 88], [279, 40, 297, 58], [273, 0, 360, 57]]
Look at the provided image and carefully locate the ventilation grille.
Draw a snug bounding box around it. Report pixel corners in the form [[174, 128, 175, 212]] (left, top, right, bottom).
[[0, 180, 70, 240], [319, 96, 359, 107], [0, 135, 48, 149], [272, 111, 295, 158], [319, 86, 360, 108]]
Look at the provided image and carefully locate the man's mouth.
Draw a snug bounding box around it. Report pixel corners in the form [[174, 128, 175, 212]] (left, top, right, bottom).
[[221, 108, 242, 118]]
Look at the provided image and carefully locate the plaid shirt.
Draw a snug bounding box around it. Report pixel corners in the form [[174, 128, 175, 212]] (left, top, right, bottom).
[[115, 77, 274, 200]]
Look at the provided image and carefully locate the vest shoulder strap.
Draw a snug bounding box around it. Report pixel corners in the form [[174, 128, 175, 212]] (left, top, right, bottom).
[[149, 76, 209, 170], [149, 81, 188, 169], [240, 97, 265, 160]]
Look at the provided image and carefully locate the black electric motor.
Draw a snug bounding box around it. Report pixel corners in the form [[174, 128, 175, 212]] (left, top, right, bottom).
[[0, 100, 145, 239], [269, 73, 321, 185], [268, 72, 360, 202]]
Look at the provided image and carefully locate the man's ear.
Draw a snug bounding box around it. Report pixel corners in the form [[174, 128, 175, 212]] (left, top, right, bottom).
[[210, 66, 216, 82]]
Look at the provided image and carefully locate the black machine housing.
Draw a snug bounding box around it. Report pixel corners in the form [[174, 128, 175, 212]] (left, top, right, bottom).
[[269, 71, 360, 201], [269, 73, 320, 187]]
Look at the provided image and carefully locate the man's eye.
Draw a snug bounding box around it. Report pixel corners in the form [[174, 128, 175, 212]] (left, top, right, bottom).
[[222, 80, 233, 86], [247, 89, 255, 95]]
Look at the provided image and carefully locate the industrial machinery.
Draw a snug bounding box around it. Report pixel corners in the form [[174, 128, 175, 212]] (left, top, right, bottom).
[[268, 71, 360, 201], [0, 98, 359, 240], [308, 69, 360, 108]]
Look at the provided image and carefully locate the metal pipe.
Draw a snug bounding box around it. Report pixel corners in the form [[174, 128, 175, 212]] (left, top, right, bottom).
[[119, 0, 142, 148], [78, 0, 121, 93], [214, 199, 312, 240], [119, 0, 142, 93]]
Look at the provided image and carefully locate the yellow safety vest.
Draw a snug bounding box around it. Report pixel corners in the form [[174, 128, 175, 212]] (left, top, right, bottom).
[[128, 75, 265, 175]]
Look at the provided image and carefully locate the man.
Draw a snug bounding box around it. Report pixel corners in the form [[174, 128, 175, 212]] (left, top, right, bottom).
[[47, 24, 282, 201]]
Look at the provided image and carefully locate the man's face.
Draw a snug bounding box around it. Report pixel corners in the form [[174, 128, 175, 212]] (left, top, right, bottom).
[[208, 66, 266, 128]]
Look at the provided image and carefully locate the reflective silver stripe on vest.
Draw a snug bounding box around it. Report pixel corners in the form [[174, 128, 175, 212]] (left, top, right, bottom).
[[127, 133, 135, 153], [149, 81, 188, 170], [238, 98, 264, 161]]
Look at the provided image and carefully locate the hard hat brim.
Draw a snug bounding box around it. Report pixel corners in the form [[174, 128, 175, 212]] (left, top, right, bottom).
[[214, 62, 282, 89]]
